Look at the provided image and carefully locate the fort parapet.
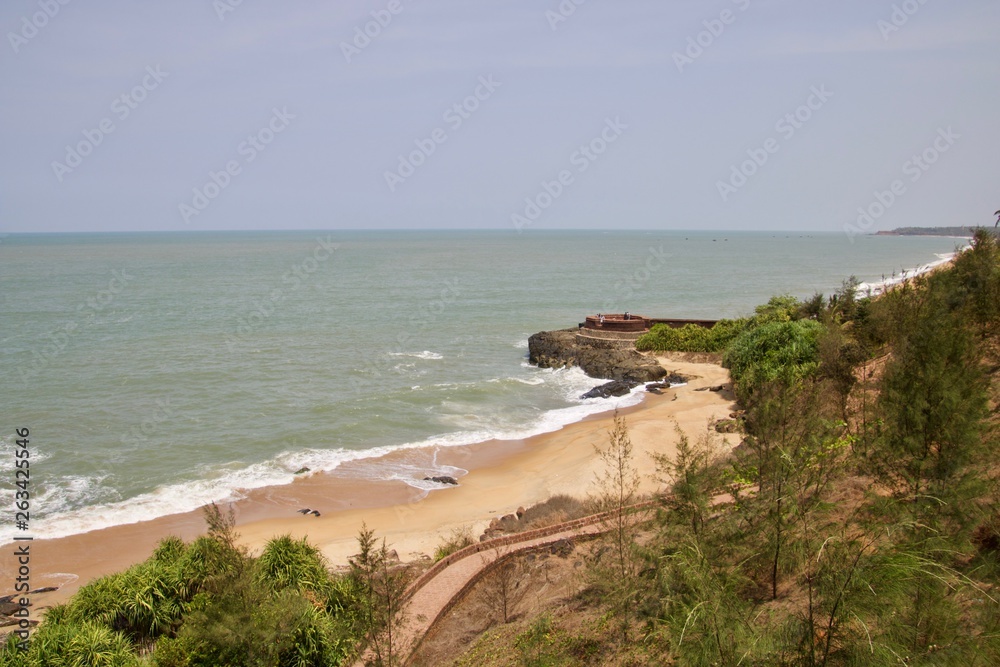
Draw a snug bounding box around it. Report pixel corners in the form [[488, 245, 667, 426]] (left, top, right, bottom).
[[577, 314, 718, 349]]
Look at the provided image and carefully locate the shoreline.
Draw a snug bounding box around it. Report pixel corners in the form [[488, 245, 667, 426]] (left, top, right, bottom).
[[1, 355, 737, 609], [856, 250, 965, 296]]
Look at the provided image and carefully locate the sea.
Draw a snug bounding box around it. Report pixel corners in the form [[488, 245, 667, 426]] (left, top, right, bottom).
[[0, 230, 966, 544]]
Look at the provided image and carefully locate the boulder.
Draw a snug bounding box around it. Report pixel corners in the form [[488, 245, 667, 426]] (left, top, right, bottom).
[[549, 538, 575, 558], [0, 601, 24, 616], [581, 379, 639, 399], [423, 476, 458, 485], [528, 329, 667, 382], [645, 375, 688, 391], [714, 419, 740, 434], [293, 467, 311, 475]]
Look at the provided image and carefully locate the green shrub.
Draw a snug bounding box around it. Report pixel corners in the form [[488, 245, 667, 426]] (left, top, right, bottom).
[[64, 559, 184, 642], [637, 296, 805, 354], [255, 534, 330, 594], [433, 526, 477, 562], [24, 620, 139, 667], [166, 585, 348, 667], [637, 319, 750, 353], [0, 635, 29, 667], [152, 536, 187, 565], [723, 319, 824, 399], [753, 294, 800, 321]]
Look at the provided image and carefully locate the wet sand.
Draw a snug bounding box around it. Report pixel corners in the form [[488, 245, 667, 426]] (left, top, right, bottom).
[[1, 356, 736, 611]]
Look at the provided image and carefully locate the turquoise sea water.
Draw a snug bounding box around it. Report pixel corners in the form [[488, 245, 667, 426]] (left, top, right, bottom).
[[0, 230, 966, 543]]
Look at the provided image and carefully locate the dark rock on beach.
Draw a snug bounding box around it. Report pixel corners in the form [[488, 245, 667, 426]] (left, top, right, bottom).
[[581, 379, 639, 399], [645, 374, 687, 392], [714, 418, 741, 434], [424, 475, 458, 485], [0, 601, 23, 616], [528, 329, 667, 382]]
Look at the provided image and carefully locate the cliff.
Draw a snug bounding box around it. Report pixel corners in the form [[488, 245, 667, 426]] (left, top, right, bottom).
[[528, 329, 667, 382]]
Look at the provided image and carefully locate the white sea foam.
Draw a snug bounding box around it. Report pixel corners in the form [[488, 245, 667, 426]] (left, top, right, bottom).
[[856, 250, 965, 297], [0, 366, 647, 546], [0, 445, 424, 545], [389, 351, 443, 360], [0, 433, 52, 464]]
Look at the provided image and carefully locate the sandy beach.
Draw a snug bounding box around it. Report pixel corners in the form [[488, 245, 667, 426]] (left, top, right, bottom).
[[1, 355, 736, 610]]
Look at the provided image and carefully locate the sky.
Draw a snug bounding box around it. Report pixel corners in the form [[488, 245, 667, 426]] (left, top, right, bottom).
[[0, 0, 997, 234]]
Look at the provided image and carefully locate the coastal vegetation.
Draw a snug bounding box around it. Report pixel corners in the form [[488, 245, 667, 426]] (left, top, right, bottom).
[[635, 294, 805, 354], [443, 230, 1000, 665], [5, 231, 999, 665], [1, 508, 410, 666]]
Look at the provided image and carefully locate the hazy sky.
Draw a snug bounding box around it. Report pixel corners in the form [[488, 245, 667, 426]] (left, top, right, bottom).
[[1, 0, 997, 233]]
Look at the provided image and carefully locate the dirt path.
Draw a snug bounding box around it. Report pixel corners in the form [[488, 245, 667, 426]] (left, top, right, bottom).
[[394, 487, 743, 665], [388, 504, 655, 665]]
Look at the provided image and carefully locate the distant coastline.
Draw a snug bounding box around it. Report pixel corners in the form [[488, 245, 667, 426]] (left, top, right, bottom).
[[876, 226, 998, 237]]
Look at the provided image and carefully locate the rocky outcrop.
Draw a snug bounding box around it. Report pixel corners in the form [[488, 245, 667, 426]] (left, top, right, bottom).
[[528, 329, 667, 382], [580, 379, 639, 399]]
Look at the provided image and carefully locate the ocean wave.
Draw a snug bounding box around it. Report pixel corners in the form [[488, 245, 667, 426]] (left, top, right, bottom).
[[0, 445, 421, 545], [0, 368, 643, 546], [0, 433, 52, 464], [389, 351, 443, 360], [488, 376, 544, 386]]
